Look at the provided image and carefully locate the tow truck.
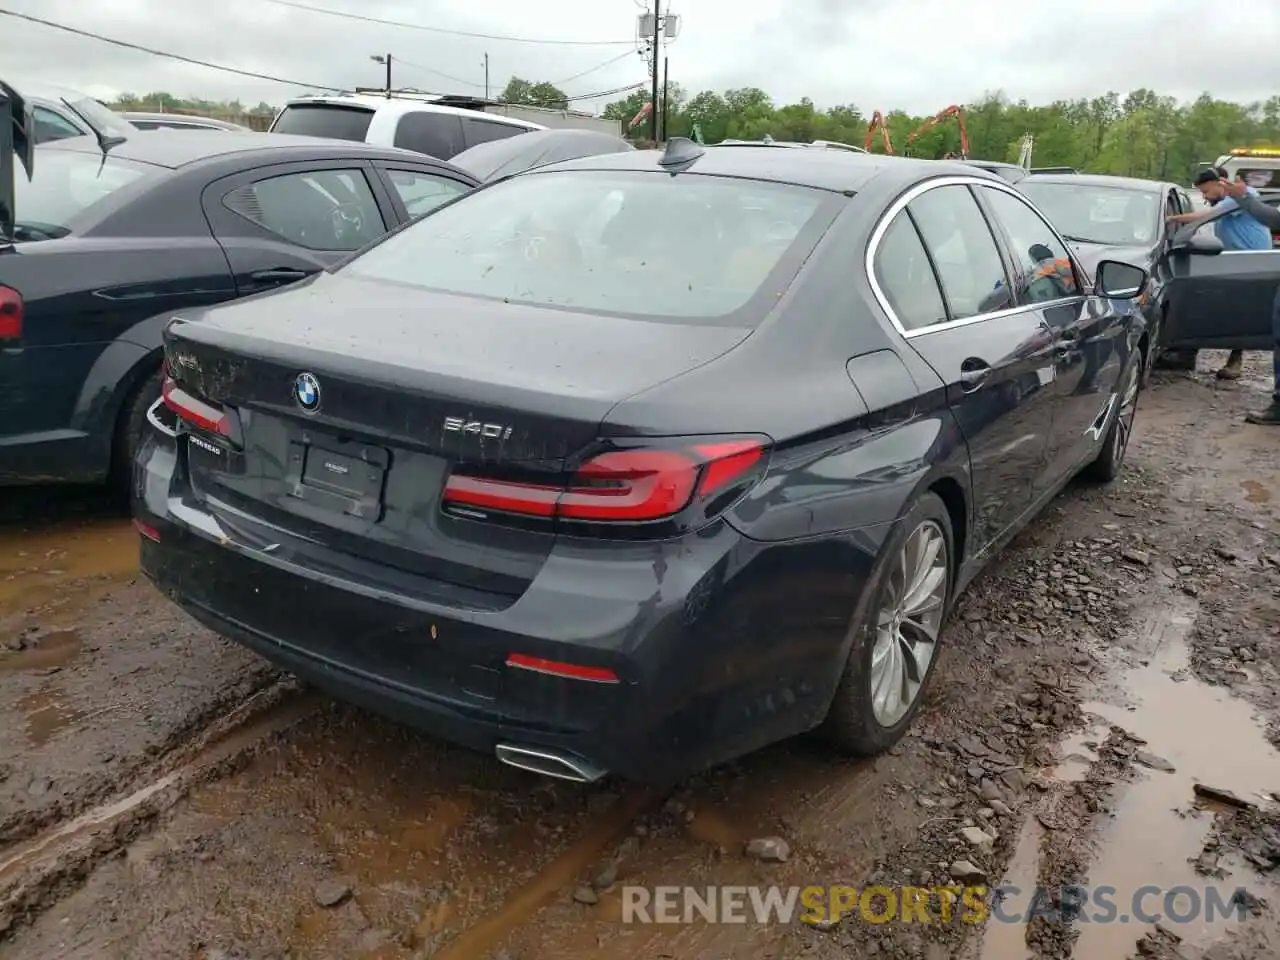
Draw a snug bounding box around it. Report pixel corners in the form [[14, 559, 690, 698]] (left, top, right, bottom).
[[1207, 146, 1280, 189]]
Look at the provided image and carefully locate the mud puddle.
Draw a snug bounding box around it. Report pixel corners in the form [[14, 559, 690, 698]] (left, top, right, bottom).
[[981, 593, 1280, 960]]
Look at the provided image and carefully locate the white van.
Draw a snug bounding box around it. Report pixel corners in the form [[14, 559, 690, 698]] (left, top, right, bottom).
[[268, 92, 543, 161]]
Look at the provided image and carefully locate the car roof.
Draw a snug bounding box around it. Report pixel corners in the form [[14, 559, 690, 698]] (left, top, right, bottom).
[[122, 111, 249, 130], [277, 94, 542, 129], [963, 159, 1023, 171], [1021, 172, 1169, 192], [523, 143, 989, 193], [38, 131, 446, 169]]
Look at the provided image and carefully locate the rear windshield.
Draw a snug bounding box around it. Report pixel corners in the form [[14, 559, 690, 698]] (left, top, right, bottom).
[[342, 170, 837, 323], [271, 104, 374, 141], [13, 150, 158, 241]]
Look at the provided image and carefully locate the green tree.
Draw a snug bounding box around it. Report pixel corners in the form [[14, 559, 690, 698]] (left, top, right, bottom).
[[498, 77, 568, 110]]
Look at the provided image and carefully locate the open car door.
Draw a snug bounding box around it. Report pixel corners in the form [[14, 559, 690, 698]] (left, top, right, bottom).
[[1, 79, 36, 244], [1162, 205, 1280, 351]]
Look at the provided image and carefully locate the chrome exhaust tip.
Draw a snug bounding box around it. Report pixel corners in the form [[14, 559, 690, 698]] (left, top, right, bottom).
[[494, 744, 607, 783]]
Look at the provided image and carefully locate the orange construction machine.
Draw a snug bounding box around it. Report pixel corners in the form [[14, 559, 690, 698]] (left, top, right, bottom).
[[863, 110, 893, 154], [904, 104, 970, 159]]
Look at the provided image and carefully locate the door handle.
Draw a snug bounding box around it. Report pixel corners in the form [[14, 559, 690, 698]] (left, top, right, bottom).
[[959, 360, 992, 392], [249, 268, 310, 284]]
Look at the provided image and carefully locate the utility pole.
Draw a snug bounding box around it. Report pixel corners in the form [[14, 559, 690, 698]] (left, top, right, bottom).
[[650, 0, 660, 142], [661, 56, 669, 141], [483, 53, 490, 100], [371, 54, 392, 98]]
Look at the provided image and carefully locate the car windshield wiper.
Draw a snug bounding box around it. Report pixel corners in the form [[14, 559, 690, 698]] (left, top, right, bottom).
[[11, 221, 69, 242], [1060, 234, 1096, 244]]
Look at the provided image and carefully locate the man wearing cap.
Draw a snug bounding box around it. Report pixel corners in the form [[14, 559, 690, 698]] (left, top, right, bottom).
[[1215, 177, 1280, 425], [1166, 168, 1273, 380]]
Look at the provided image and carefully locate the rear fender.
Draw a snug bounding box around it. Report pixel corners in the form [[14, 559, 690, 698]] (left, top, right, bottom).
[[69, 311, 172, 469]]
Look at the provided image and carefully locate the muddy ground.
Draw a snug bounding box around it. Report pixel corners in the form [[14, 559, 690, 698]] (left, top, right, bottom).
[[1, 350, 1278, 960]]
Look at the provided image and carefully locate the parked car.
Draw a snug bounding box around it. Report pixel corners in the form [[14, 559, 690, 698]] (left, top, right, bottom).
[[0, 130, 480, 493], [268, 93, 542, 161], [1017, 173, 1280, 375], [449, 128, 634, 183], [959, 159, 1028, 183], [136, 143, 1152, 784], [25, 82, 136, 144], [120, 111, 253, 132]]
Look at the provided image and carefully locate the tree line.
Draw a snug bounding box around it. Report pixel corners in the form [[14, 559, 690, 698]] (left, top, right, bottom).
[[107, 80, 1280, 184], [594, 86, 1280, 182]]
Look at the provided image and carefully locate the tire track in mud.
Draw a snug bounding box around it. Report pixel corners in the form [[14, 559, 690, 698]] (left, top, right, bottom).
[[0, 683, 319, 937]]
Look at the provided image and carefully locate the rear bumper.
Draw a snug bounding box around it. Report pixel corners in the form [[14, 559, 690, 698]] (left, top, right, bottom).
[[134, 423, 873, 783]]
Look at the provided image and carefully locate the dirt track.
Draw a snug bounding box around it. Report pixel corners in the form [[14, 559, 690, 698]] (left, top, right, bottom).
[[1, 350, 1279, 960]]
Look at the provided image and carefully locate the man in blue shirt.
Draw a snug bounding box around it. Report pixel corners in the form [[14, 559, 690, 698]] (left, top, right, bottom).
[[1167, 168, 1274, 379]]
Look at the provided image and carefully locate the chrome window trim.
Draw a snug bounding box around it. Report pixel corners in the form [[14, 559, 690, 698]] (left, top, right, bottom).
[[865, 174, 1086, 339]]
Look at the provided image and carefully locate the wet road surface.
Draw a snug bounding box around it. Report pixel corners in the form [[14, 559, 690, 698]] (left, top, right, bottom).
[[2, 350, 1279, 959]]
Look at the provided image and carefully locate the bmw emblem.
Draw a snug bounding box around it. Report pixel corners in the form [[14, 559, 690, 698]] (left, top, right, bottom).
[[294, 372, 321, 411]]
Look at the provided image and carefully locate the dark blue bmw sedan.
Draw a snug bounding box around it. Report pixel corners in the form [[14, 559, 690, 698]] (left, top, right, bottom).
[[133, 140, 1150, 783]]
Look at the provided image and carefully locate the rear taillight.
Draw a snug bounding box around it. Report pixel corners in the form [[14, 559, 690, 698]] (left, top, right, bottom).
[[442, 437, 768, 526], [0, 285, 22, 341], [162, 371, 231, 436]]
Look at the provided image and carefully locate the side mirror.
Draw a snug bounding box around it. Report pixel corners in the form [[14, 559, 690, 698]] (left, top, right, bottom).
[[1171, 228, 1224, 256], [1095, 259, 1148, 299]]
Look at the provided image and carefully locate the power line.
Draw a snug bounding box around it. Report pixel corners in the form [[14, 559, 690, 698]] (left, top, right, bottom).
[[553, 50, 637, 88], [561, 81, 645, 104], [393, 56, 486, 91], [259, 0, 636, 47], [0, 7, 338, 90]]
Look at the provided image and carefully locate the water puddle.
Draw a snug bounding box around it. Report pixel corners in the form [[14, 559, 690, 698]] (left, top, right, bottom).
[[18, 689, 86, 745], [981, 596, 1280, 960], [0, 629, 83, 673], [1241, 480, 1271, 504], [0, 518, 136, 621]]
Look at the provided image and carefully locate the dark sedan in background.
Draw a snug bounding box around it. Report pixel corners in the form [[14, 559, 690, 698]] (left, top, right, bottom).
[[135, 143, 1149, 783], [0, 131, 479, 494], [1017, 173, 1280, 377]]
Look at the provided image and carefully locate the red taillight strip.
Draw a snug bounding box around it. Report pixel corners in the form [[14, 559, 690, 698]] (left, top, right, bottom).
[[132, 518, 161, 542], [506, 653, 620, 684], [442, 438, 769, 524], [162, 376, 229, 436], [0, 284, 22, 341]]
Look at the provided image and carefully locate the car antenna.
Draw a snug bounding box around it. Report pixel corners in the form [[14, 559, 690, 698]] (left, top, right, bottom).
[[658, 136, 705, 172], [61, 98, 127, 167]]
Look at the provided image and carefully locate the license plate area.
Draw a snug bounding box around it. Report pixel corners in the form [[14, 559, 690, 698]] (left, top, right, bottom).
[[286, 431, 389, 521]]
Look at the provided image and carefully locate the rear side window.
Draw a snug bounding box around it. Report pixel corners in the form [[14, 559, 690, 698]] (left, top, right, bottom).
[[394, 112, 465, 159], [271, 104, 374, 142], [223, 169, 385, 251], [874, 214, 948, 331], [33, 107, 83, 143], [344, 170, 837, 324], [978, 187, 1080, 305], [461, 117, 526, 149], [384, 169, 470, 218], [12, 150, 158, 241], [907, 185, 1012, 319]]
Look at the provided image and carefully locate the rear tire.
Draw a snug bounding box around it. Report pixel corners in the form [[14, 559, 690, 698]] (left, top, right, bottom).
[[1083, 356, 1140, 483], [109, 369, 162, 507], [823, 492, 954, 756]]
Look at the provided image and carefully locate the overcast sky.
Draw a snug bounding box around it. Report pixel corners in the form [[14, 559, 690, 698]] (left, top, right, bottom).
[[3, 0, 1278, 116]]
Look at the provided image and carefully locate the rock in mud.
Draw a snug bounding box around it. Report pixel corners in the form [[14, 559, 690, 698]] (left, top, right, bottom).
[[1193, 783, 1253, 809], [573, 885, 600, 905], [313, 878, 353, 908], [949, 860, 986, 883], [744, 836, 791, 863], [1135, 751, 1176, 773], [591, 861, 619, 891], [958, 826, 996, 856]]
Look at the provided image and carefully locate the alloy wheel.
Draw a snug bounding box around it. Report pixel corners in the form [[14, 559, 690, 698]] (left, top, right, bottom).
[[870, 519, 949, 727], [1113, 362, 1140, 461]]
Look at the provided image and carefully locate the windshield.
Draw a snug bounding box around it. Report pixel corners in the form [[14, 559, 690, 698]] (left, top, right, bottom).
[[271, 103, 374, 141], [1017, 182, 1161, 246], [12, 150, 158, 241], [342, 170, 837, 323]]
